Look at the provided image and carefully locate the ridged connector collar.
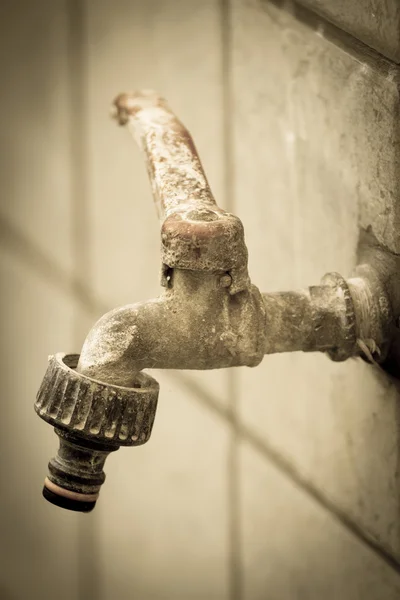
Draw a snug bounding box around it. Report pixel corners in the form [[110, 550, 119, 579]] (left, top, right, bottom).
[[35, 353, 159, 512]]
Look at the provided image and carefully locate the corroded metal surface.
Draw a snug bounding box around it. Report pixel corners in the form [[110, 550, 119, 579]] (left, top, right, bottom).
[[35, 353, 159, 444], [349, 228, 400, 367], [262, 274, 358, 359], [113, 91, 249, 293], [113, 90, 217, 219], [34, 89, 400, 512], [78, 270, 266, 386], [36, 353, 159, 510]]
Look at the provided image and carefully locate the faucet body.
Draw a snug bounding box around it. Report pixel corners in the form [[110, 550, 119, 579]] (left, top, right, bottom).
[[78, 270, 266, 387], [34, 90, 399, 512]]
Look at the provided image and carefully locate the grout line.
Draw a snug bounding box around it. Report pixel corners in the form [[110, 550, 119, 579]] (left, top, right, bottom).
[[66, 2, 101, 600], [227, 370, 243, 600], [3, 194, 400, 575], [221, 0, 234, 213], [221, 0, 243, 598]]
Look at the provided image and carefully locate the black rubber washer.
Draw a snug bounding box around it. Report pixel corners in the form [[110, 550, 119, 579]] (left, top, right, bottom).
[[42, 486, 96, 513]]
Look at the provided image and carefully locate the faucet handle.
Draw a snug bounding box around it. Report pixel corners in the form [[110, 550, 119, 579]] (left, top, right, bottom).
[[112, 90, 250, 294], [112, 90, 216, 220]]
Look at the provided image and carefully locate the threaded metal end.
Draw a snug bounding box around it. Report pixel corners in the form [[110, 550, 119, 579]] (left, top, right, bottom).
[[35, 353, 159, 446]]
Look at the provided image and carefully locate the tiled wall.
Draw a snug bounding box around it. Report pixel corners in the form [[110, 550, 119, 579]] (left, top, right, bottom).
[[1, 1, 400, 599], [0, 2, 79, 599]]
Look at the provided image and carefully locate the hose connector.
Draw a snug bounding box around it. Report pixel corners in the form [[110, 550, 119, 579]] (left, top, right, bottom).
[[35, 354, 159, 512]]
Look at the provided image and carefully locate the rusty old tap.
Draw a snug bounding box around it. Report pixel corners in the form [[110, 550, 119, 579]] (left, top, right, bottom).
[[34, 90, 398, 512]]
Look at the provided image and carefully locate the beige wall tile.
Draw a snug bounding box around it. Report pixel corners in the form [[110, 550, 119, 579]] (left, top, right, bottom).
[[0, 249, 79, 600], [240, 440, 400, 599], [97, 371, 229, 600], [0, 0, 73, 278], [233, 0, 400, 559], [0, 3, 79, 598]]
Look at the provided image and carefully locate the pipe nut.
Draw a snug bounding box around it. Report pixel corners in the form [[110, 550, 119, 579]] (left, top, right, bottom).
[[35, 353, 159, 446]]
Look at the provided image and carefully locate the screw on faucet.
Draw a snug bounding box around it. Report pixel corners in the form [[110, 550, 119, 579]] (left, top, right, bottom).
[[220, 273, 233, 288]]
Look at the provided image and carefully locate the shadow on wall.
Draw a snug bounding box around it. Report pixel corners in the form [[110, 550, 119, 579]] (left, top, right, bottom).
[[0, 586, 16, 600]]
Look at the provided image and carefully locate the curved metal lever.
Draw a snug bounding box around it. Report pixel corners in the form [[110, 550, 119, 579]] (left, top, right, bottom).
[[112, 90, 249, 294], [113, 90, 217, 219]]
